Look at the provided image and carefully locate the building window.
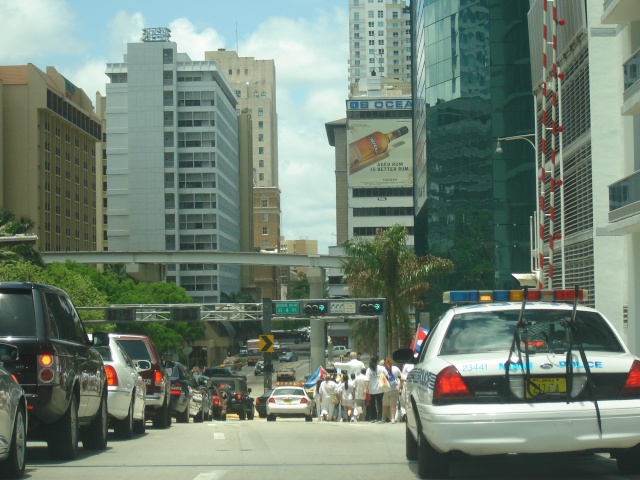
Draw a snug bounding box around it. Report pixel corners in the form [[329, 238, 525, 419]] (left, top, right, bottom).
[[262, 213, 269, 222], [258, 148, 264, 155], [258, 134, 264, 141], [258, 108, 263, 116], [259, 159, 264, 167], [259, 173, 265, 181], [261, 198, 268, 207], [369, 40, 375, 45], [369, 30, 374, 37], [378, 10, 383, 18], [262, 227, 269, 235], [258, 121, 264, 129], [369, 22, 374, 27]]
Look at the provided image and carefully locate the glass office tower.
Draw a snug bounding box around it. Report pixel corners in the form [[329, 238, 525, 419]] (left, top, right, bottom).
[[413, 0, 535, 292]]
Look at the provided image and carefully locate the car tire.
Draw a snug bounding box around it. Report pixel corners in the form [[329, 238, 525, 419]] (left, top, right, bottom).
[[247, 406, 255, 420], [239, 409, 247, 420], [133, 416, 146, 435], [406, 423, 418, 460], [153, 397, 171, 429], [267, 414, 276, 422], [417, 431, 449, 479], [114, 399, 134, 439], [48, 395, 79, 460], [82, 391, 108, 451], [176, 401, 190, 423], [305, 415, 313, 422], [617, 445, 640, 474], [0, 404, 26, 478]]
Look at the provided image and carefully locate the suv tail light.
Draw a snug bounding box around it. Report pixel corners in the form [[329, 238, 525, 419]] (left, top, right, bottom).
[[171, 380, 182, 396], [154, 369, 164, 385], [105, 365, 118, 387], [37, 354, 59, 384], [236, 393, 242, 400], [620, 360, 640, 396], [433, 366, 472, 400]]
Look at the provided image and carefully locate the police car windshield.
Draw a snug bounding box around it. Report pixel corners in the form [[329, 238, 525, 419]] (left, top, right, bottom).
[[439, 309, 624, 356]]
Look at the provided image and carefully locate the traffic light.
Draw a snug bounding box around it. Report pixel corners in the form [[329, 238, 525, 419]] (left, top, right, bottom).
[[303, 301, 328, 316], [359, 301, 383, 315]]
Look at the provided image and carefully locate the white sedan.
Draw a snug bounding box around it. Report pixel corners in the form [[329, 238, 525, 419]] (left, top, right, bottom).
[[396, 288, 640, 479], [94, 335, 147, 438], [266, 386, 314, 422]]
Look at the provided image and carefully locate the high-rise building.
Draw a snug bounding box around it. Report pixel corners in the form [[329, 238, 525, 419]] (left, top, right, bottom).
[[204, 49, 282, 299], [412, 1, 536, 301], [348, 0, 412, 96], [105, 27, 241, 302], [0, 65, 100, 252]]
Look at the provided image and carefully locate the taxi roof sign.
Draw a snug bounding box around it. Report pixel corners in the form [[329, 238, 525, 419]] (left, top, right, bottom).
[[444, 289, 588, 304]]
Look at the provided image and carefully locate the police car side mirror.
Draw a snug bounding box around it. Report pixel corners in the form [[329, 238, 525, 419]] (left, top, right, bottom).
[[393, 348, 416, 364]]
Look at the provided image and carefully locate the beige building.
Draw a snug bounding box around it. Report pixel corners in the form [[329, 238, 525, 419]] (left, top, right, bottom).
[[0, 64, 100, 252]]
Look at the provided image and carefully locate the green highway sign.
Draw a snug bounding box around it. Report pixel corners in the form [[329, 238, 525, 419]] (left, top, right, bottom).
[[273, 301, 300, 315]]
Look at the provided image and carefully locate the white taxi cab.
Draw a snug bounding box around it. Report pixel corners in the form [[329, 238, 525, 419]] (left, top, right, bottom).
[[394, 287, 640, 479]]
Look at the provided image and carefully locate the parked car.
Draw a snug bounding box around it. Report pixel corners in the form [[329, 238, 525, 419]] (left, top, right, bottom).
[[276, 366, 296, 382], [254, 389, 274, 419], [110, 333, 172, 429], [0, 282, 108, 460], [397, 288, 640, 478], [266, 386, 314, 422], [0, 343, 27, 478], [219, 357, 243, 371], [208, 376, 254, 420], [279, 351, 298, 362], [92, 333, 147, 438], [166, 361, 210, 423]]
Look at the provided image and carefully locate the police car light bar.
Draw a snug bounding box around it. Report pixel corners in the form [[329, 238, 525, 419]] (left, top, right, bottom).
[[443, 289, 589, 304]]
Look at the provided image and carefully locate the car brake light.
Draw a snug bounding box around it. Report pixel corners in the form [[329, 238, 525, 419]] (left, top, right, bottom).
[[236, 393, 242, 400], [105, 365, 118, 387], [434, 366, 472, 399], [268, 397, 275, 403], [37, 354, 57, 384], [300, 397, 308, 404], [154, 369, 163, 384], [621, 360, 640, 395], [213, 399, 220, 406]]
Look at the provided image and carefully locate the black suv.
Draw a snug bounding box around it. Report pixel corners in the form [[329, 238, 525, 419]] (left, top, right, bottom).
[[0, 282, 108, 459], [207, 375, 254, 420]]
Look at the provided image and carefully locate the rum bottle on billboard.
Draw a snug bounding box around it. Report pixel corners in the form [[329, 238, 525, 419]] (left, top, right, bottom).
[[348, 126, 409, 173]]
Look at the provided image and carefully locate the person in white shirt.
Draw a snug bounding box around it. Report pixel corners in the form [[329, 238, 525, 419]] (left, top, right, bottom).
[[365, 356, 388, 423], [382, 357, 402, 423], [352, 368, 367, 422], [332, 351, 366, 378], [336, 372, 354, 421], [319, 374, 338, 421]]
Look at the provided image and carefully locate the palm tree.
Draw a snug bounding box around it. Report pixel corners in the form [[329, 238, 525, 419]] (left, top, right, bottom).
[[0, 209, 43, 266], [342, 225, 454, 354]]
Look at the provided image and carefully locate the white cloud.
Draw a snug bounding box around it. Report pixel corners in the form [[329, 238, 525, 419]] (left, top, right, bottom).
[[0, 0, 85, 64], [107, 11, 145, 60], [168, 18, 226, 61]]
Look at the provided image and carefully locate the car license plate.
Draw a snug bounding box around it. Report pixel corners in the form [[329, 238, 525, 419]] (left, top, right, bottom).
[[526, 377, 566, 398], [283, 398, 292, 404]]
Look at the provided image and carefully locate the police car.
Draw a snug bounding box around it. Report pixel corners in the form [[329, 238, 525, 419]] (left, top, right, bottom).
[[394, 287, 640, 479]]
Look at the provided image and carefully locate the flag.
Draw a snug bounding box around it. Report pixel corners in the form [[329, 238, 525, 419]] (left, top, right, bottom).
[[304, 366, 328, 390], [410, 326, 429, 352]]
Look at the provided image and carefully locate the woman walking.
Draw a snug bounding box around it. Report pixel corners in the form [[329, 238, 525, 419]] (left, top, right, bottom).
[[365, 356, 387, 423]]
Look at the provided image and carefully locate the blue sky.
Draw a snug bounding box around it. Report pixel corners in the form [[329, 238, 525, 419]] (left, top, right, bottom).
[[0, 0, 350, 254]]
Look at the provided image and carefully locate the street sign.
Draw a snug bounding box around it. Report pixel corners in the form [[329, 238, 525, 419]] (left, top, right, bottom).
[[329, 301, 356, 314], [273, 301, 300, 315], [259, 334, 274, 352]]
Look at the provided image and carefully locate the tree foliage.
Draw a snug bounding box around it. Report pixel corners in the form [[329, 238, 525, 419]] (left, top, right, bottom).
[[342, 225, 454, 355], [286, 272, 310, 300]]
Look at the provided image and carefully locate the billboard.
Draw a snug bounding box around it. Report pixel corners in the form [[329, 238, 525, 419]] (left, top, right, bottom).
[[347, 117, 413, 188]]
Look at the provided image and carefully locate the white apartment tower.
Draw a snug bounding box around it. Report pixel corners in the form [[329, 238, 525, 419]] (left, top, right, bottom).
[[105, 28, 241, 302], [348, 0, 412, 96]]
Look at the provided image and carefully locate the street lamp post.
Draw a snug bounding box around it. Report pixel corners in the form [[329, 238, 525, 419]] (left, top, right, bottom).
[[495, 133, 545, 288]]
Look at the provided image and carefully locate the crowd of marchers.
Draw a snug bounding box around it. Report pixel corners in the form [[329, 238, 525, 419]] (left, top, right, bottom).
[[316, 352, 412, 423]]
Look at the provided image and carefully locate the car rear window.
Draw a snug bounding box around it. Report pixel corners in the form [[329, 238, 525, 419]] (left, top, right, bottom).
[[440, 309, 625, 356], [118, 339, 152, 361], [94, 346, 114, 362], [0, 291, 37, 337], [275, 388, 304, 396]]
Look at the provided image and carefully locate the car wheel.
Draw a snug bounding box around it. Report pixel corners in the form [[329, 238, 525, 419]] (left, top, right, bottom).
[[176, 401, 190, 423], [406, 423, 418, 461], [247, 407, 255, 420], [48, 395, 79, 460], [617, 445, 640, 474], [114, 399, 134, 439], [153, 397, 171, 429], [267, 414, 276, 422], [0, 404, 26, 478], [82, 391, 108, 451], [133, 416, 146, 435], [239, 409, 247, 420], [417, 431, 449, 479]]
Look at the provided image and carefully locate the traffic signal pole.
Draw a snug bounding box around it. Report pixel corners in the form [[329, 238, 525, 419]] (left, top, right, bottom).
[[262, 298, 273, 391], [307, 267, 326, 372]]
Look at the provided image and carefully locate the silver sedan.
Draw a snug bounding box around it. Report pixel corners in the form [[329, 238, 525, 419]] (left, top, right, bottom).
[[0, 343, 27, 478], [266, 386, 314, 422]]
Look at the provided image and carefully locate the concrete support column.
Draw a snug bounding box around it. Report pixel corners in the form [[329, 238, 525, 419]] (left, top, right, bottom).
[[308, 266, 326, 371]]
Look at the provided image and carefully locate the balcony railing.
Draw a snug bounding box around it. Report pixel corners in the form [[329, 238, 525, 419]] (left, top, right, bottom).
[[623, 47, 640, 102]]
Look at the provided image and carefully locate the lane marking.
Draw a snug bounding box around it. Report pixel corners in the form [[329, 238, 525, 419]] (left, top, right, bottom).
[[213, 432, 225, 440]]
